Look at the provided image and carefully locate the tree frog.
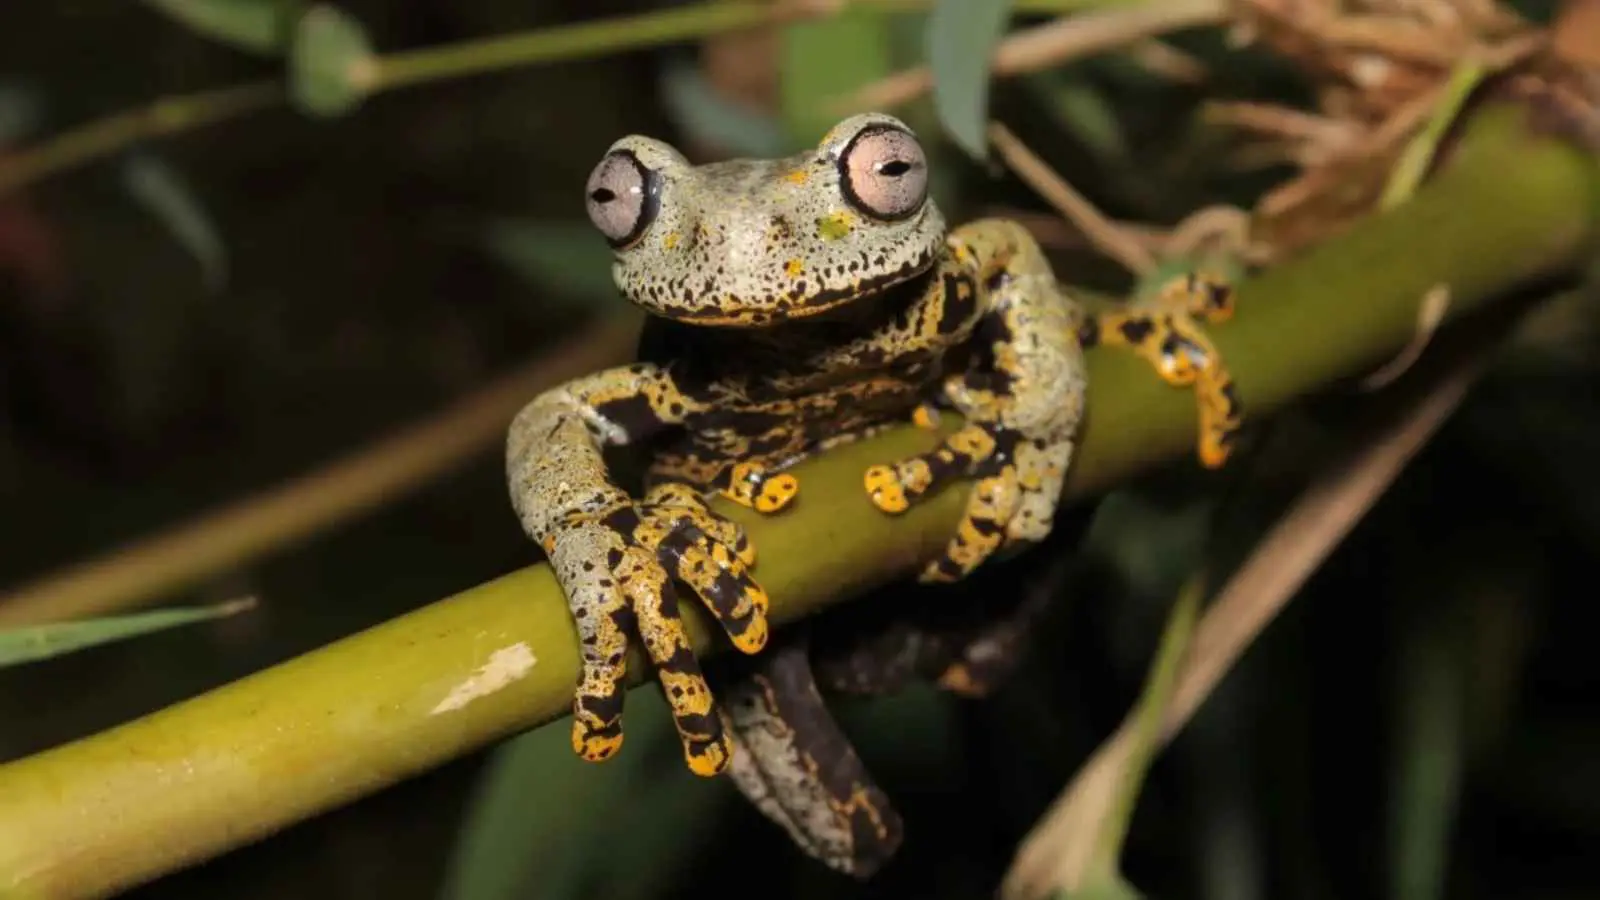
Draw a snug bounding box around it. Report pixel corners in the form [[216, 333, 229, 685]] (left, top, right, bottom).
[[506, 113, 1241, 875]]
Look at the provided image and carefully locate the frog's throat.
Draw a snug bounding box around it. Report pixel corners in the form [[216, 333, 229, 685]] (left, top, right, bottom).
[[654, 253, 939, 328]]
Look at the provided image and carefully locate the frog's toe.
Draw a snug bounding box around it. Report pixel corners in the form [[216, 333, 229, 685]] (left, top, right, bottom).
[[723, 462, 801, 515], [658, 523, 770, 654], [918, 467, 1021, 584], [865, 422, 1001, 515], [548, 528, 645, 764], [627, 571, 734, 776], [644, 482, 757, 565], [1004, 438, 1073, 544]]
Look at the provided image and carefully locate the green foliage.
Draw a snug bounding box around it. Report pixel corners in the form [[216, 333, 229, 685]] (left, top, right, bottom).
[[121, 153, 228, 292], [779, 5, 897, 142], [288, 4, 375, 117], [479, 219, 626, 310], [661, 58, 790, 157], [926, 0, 1014, 160], [140, 0, 303, 55], [0, 598, 254, 667], [440, 690, 726, 900]]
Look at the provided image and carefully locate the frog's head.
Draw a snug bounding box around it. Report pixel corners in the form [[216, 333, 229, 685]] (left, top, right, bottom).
[[583, 113, 947, 326]]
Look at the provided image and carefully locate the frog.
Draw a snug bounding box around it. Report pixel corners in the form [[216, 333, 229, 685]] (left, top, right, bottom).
[[505, 112, 1242, 876]]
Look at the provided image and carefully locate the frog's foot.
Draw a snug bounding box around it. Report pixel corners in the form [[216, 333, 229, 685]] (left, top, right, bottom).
[[721, 636, 903, 878], [864, 422, 1074, 583], [1085, 272, 1243, 469], [721, 461, 800, 515], [546, 485, 769, 777]]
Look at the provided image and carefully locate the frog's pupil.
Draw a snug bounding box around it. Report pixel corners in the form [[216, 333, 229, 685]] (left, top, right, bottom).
[[591, 188, 616, 203], [879, 160, 911, 177]]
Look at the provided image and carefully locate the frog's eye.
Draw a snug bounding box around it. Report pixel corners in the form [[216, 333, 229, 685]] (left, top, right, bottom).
[[585, 150, 660, 249], [837, 125, 928, 222]]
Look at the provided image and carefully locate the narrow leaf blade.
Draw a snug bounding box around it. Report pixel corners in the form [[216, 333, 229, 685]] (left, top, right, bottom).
[[926, 0, 1014, 160], [122, 153, 229, 292], [0, 597, 256, 667], [141, 0, 301, 55]]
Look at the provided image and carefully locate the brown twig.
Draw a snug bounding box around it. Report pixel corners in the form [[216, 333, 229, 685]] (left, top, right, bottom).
[[830, 0, 1230, 114], [989, 120, 1159, 275]]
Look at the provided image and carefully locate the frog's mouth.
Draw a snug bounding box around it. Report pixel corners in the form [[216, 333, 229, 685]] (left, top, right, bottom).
[[666, 250, 939, 328]]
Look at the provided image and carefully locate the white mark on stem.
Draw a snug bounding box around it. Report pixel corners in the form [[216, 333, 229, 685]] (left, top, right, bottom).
[[430, 642, 538, 714]]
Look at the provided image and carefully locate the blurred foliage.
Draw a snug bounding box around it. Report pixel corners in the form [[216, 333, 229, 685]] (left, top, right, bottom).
[[1, 0, 1597, 898]]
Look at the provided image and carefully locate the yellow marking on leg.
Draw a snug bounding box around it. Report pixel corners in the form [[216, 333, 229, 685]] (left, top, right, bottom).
[[864, 464, 909, 514], [920, 468, 1020, 583], [721, 462, 800, 514], [1096, 275, 1243, 470]]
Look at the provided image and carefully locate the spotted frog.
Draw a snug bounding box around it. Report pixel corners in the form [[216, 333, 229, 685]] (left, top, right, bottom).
[[506, 113, 1241, 875]]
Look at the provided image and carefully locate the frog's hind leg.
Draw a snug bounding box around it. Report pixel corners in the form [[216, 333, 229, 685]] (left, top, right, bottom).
[[1084, 271, 1243, 468], [718, 633, 903, 878], [811, 508, 1085, 700]]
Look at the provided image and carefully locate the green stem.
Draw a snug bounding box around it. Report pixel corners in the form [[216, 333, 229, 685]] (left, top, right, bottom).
[[368, 1, 809, 93], [1087, 570, 1205, 884], [0, 82, 281, 196], [0, 103, 1592, 900], [0, 0, 1137, 198]]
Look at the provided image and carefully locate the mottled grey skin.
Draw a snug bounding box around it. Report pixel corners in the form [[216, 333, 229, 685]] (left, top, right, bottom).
[[505, 112, 1240, 877], [604, 115, 945, 325]]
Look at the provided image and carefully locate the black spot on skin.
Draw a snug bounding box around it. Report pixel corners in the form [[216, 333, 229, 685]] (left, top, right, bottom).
[[1077, 319, 1101, 348], [935, 272, 981, 334], [968, 516, 1004, 537], [1118, 318, 1156, 346], [601, 506, 642, 537], [579, 691, 625, 727], [595, 393, 669, 437]]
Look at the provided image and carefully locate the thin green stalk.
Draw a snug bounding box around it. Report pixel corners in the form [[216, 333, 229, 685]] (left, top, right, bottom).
[[1086, 571, 1205, 885], [368, 2, 812, 93], [0, 0, 1147, 198], [0, 82, 281, 195], [0, 2, 808, 197], [1379, 56, 1488, 211], [0, 103, 1593, 900]]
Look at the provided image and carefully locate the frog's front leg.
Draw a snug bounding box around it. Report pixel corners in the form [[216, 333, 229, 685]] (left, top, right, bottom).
[[1082, 271, 1243, 468], [719, 632, 903, 878], [865, 219, 1086, 583], [507, 365, 770, 776]]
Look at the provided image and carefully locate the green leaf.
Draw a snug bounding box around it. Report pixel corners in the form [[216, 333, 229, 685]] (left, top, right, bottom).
[[779, 5, 896, 143], [141, 0, 303, 55], [440, 689, 724, 900], [288, 4, 376, 118], [480, 220, 626, 310], [121, 154, 228, 293], [0, 597, 256, 667], [660, 57, 790, 158], [926, 0, 1014, 160]]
